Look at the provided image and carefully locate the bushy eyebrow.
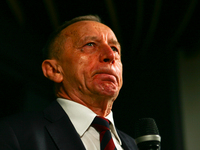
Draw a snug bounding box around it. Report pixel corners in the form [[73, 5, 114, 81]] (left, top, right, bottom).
[[81, 36, 99, 43], [110, 39, 121, 49], [81, 36, 121, 48], [75, 36, 97, 47]]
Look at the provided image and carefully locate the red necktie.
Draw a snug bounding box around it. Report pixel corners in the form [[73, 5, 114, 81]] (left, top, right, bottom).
[[92, 116, 117, 150]]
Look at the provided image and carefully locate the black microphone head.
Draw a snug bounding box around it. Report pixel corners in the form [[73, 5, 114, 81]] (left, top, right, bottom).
[[134, 118, 161, 150], [135, 118, 159, 138]]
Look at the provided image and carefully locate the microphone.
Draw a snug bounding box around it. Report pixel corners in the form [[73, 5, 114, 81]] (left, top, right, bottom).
[[134, 118, 161, 150]]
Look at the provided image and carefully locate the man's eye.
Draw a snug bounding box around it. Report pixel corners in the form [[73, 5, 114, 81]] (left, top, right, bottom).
[[111, 47, 118, 52], [86, 43, 94, 46]]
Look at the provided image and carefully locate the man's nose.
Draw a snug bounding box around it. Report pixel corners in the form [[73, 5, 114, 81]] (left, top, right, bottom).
[[99, 44, 115, 64]]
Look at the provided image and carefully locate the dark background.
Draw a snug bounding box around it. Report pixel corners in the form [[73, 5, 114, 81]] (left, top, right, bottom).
[[1, 0, 200, 150]]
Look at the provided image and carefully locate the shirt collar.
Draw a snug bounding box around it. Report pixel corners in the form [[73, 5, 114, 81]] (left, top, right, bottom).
[[57, 98, 122, 145], [105, 112, 122, 145]]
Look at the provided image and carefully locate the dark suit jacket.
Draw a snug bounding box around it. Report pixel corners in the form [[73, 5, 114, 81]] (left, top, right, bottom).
[[0, 101, 138, 150]]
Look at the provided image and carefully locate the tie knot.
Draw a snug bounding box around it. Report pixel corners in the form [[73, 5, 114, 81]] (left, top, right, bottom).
[[92, 116, 110, 132]]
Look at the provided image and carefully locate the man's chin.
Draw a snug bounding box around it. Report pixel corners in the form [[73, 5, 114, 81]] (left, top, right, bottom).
[[94, 82, 120, 98]]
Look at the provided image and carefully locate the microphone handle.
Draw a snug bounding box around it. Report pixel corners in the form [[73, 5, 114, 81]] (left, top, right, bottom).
[[137, 141, 161, 150]]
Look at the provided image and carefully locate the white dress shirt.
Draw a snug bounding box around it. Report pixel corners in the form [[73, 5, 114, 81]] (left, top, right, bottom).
[[57, 98, 123, 150]]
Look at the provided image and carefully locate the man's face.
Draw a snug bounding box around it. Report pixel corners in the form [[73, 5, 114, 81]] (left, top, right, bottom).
[[58, 21, 123, 101]]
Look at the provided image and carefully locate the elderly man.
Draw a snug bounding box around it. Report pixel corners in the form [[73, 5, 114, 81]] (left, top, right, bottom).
[[0, 15, 138, 150]]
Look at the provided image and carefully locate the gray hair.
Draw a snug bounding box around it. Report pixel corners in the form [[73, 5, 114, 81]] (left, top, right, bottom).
[[43, 15, 102, 60]]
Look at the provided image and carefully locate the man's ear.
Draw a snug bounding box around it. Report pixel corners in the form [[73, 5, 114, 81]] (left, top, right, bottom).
[[41, 59, 63, 83]]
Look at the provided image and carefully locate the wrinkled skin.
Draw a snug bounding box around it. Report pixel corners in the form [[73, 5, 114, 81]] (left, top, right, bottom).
[[42, 21, 123, 117]]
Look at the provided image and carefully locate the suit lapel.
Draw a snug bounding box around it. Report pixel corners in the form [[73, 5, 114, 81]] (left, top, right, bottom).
[[44, 101, 86, 150], [117, 129, 138, 150], [120, 138, 132, 150]]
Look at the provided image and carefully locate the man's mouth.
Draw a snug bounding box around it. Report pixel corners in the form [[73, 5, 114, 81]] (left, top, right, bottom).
[[93, 68, 118, 83], [95, 73, 117, 82]]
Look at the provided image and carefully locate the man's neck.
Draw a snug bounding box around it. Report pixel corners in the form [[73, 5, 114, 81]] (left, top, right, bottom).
[[56, 91, 115, 117]]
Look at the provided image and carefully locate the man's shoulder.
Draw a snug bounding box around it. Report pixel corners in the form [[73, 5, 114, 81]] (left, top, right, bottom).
[[0, 101, 67, 150], [0, 100, 66, 129], [0, 111, 45, 130]]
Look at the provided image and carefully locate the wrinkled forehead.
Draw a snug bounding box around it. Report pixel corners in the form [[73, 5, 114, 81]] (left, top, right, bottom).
[[62, 21, 118, 42]]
